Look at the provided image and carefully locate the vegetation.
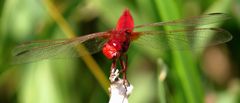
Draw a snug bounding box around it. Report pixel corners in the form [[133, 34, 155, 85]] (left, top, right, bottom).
[[0, 0, 239, 103]]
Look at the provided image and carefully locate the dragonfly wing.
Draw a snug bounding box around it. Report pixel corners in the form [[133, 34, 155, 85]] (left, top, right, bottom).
[[12, 32, 110, 64], [134, 13, 230, 28], [132, 28, 232, 51]]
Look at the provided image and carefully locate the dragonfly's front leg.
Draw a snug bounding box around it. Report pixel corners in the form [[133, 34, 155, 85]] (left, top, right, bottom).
[[110, 59, 117, 75], [120, 54, 129, 86]]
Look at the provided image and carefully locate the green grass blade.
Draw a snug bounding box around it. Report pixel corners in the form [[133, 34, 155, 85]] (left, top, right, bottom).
[[154, 0, 203, 103]]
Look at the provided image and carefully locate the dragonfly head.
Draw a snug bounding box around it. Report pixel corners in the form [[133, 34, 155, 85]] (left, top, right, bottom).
[[102, 42, 121, 60]]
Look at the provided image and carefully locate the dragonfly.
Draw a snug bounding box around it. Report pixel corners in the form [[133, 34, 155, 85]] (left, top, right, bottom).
[[12, 9, 232, 82]]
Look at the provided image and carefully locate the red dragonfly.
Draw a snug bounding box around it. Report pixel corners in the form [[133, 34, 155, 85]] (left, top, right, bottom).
[[12, 9, 232, 81]]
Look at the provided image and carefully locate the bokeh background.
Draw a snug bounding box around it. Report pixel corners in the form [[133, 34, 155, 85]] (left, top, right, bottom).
[[0, 0, 240, 103]]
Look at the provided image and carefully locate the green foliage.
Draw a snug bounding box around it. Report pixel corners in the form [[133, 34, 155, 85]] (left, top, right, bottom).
[[0, 0, 239, 103]]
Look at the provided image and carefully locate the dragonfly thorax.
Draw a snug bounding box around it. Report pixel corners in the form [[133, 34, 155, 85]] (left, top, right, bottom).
[[102, 34, 130, 60]]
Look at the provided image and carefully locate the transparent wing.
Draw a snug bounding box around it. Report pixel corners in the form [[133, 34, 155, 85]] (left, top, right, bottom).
[[132, 28, 232, 51], [12, 32, 110, 64], [134, 13, 230, 28]]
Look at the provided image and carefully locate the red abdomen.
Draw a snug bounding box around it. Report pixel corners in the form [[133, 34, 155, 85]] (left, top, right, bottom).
[[116, 9, 134, 32]]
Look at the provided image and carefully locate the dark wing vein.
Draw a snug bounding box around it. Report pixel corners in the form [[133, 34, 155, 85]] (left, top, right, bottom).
[[12, 32, 109, 64], [134, 13, 230, 28], [133, 28, 232, 51]]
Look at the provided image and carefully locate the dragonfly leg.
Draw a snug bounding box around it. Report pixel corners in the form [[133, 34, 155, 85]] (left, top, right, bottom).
[[120, 54, 129, 86], [109, 59, 119, 82], [111, 59, 117, 74]]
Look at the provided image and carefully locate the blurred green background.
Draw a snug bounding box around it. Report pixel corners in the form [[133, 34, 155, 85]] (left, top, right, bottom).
[[0, 0, 240, 103]]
